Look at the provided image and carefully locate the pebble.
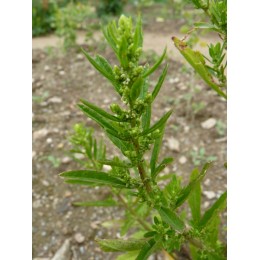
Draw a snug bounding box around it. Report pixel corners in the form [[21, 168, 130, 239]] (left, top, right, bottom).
[[179, 156, 187, 164], [203, 190, 216, 200], [104, 98, 110, 104], [64, 190, 72, 198], [168, 77, 179, 84], [62, 157, 72, 164], [76, 54, 84, 60], [36, 81, 43, 88], [74, 153, 84, 160], [59, 70, 65, 76], [203, 201, 210, 209], [32, 151, 36, 159], [74, 233, 85, 244], [33, 200, 42, 209], [42, 180, 50, 187], [57, 143, 64, 149], [33, 128, 49, 140], [48, 97, 62, 104], [201, 118, 217, 129], [167, 137, 180, 152], [51, 239, 71, 260], [204, 179, 211, 186], [44, 65, 50, 71], [46, 138, 52, 144], [103, 165, 112, 172], [40, 75, 45, 80]]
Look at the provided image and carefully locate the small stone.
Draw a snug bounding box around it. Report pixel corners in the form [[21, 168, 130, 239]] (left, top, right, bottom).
[[32, 151, 36, 159], [104, 98, 110, 104], [62, 157, 72, 164], [74, 233, 85, 244], [76, 54, 84, 60], [36, 81, 43, 88], [48, 97, 62, 104], [57, 143, 64, 149], [64, 191, 72, 198], [51, 239, 71, 260], [46, 138, 52, 144], [167, 137, 180, 152], [203, 191, 216, 200], [179, 156, 187, 164], [169, 77, 179, 84], [156, 17, 164, 22], [33, 128, 49, 140], [203, 201, 210, 209], [44, 65, 50, 71], [184, 126, 190, 133], [201, 118, 217, 129], [204, 179, 211, 186], [42, 180, 50, 187], [40, 75, 45, 80], [74, 153, 84, 160], [33, 200, 42, 209], [59, 70, 65, 76]]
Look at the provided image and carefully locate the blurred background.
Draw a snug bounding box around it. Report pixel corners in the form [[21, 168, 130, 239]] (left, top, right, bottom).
[[32, 0, 226, 259]]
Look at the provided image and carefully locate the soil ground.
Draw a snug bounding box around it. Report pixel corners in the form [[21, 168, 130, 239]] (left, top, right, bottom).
[[32, 18, 226, 260]]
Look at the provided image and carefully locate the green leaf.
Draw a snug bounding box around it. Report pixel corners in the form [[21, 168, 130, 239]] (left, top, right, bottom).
[[80, 99, 121, 122], [106, 133, 131, 154], [175, 162, 212, 208], [133, 15, 143, 51], [78, 104, 122, 138], [116, 251, 139, 260], [152, 157, 174, 179], [157, 207, 185, 231], [96, 238, 147, 252], [172, 37, 227, 99], [73, 198, 117, 207], [152, 64, 168, 102], [141, 110, 173, 136], [136, 239, 160, 260], [142, 104, 151, 130], [130, 77, 144, 101], [118, 35, 129, 68], [64, 179, 99, 186], [143, 47, 167, 78], [188, 169, 201, 225], [60, 170, 133, 189], [199, 191, 227, 229], [81, 48, 119, 92]]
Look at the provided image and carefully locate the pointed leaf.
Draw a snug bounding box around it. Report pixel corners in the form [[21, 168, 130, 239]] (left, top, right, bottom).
[[133, 15, 143, 51], [60, 170, 134, 189], [152, 64, 168, 102], [116, 251, 139, 260], [157, 207, 185, 231], [73, 198, 117, 207], [188, 169, 201, 225], [175, 162, 212, 208], [141, 110, 173, 136], [152, 157, 174, 179], [80, 99, 121, 122], [96, 238, 147, 252], [136, 239, 160, 260], [130, 77, 144, 101], [199, 191, 227, 229], [142, 47, 167, 78]]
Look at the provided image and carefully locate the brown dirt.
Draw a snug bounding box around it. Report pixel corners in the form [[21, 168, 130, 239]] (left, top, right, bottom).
[[32, 22, 226, 259]]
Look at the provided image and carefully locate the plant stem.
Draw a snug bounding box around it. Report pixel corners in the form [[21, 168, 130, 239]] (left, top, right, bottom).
[[116, 193, 152, 231]]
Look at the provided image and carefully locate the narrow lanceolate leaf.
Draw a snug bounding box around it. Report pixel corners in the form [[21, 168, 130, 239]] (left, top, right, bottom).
[[142, 47, 167, 78], [188, 169, 201, 225], [199, 191, 227, 229], [133, 15, 143, 51], [141, 110, 173, 136], [80, 99, 121, 122], [73, 198, 117, 207], [136, 239, 160, 260], [157, 207, 185, 232], [130, 77, 144, 101], [150, 125, 167, 175], [175, 162, 212, 208], [116, 251, 139, 260], [106, 133, 130, 154], [96, 238, 147, 252], [81, 48, 120, 92], [118, 35, 129, 68], [172, 37, 227, 99], [152, 157, 174, 179], [152, 64, 168, 102], [98, 159, 132, 168], [64, 179, 98, 186], [142, 104, 151, 130], [60, 170, 133, 189], [78, 104, 121, 138]]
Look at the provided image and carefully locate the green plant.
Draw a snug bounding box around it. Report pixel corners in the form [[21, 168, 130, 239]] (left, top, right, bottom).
[[55, 2, 94, 50], [190, 148, 217, 166], [59, 15, 226, 259], [96, 0, 126, 17], [172, 0, 227, 99], [32, 91, 49, 103], [215, 120, 226, 136]]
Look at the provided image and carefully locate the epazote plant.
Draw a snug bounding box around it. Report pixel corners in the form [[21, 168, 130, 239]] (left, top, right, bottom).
[[172, 0, 227, 99], [59, 15, 227, 259]]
